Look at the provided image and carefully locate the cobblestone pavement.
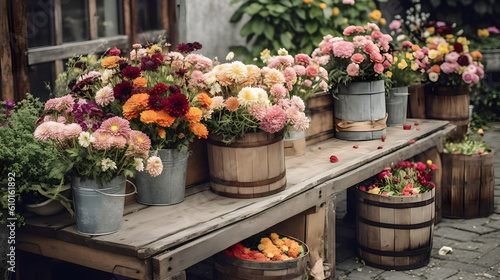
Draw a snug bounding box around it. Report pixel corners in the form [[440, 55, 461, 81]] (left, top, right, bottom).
[[334, 123, 500, 280]]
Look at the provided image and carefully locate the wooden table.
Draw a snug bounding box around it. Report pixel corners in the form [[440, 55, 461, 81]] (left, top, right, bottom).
[[17, 119, 453, 280]]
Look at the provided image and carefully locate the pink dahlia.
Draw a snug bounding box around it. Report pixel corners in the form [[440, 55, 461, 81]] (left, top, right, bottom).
[[346, 63, 359, 76], [99, 117, 132, 138], [63, 123, 83, 139], [248, 104, 267, 121], [332, 41, 355, 58], [259, 105, 287, 134], [270, 84, 287, 99], [295, 53, 311, 65], [128, 130, 152, 158], [351, 53, 364, 64], [293, 65, 306, 76], [146, 156, 163, 177]]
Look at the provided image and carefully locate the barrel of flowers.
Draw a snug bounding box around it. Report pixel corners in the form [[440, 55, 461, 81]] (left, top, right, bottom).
[[201, 61, 309, 198], [422, 35, 485, 138], [441, 132, 495, 218], [317, 23, 393, 141], [355, 160, 438, 270], [214, 232, 309, 280]]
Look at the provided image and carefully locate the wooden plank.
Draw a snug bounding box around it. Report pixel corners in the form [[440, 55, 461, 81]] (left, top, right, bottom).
[[480, 152, 495, 216], [305, 204, 326, 279], [450, 155, 465, 217], [464, 156, 481, 218], [152, 183, 327, 279], [0, 0, 14, 101], [10, 0, 29, 100], [88, 0, 98, 40], [167, 0, 178, 47], [17, 233, 152, 280]]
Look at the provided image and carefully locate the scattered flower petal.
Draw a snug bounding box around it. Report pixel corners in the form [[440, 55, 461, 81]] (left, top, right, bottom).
[[438, 246, 453, 256], [403, 124, 412, 130], [330, 155, 339, 163], [381, 135, 386, 142]]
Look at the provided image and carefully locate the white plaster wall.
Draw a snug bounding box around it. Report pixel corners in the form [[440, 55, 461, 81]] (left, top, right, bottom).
[[178, 0, 250, 61]]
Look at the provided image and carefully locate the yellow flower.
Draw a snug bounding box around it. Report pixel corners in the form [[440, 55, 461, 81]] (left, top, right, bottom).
[[368, 187, 380, 194], [427, 27, 435, 34], [411, 62, 419, 71], [457, 37, 468, 44], [393, 56, 398, 62], [406, 53, 413, 60], [397, 59, 408, 70], [445, 34, 454, 41], [146, 44, 161, 54], [343, 18, 348, 24], [428, 49, 439, 59], [369, 9, 382, 21], [332, 7, 339, 16], [478, 29, 490, 37], [302, 0, 313, 3], [427, 160, 433, 165], [463, 45, 469, 53], [380, 18, 386, 25], [319, 3, 326, 9], [437, 44, 449, 55], [386, 71, 392, 78]]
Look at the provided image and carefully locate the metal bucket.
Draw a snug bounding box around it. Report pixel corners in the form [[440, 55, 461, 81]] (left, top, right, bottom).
[[72, 175, 136, 235], [386, 86, 409, 126], [135, 149, 189, 205]]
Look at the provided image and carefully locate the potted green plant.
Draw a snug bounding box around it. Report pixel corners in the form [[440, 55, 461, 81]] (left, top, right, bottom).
[[0, 95, 72, 225]]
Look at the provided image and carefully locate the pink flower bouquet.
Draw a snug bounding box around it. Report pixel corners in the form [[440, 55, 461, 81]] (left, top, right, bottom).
[[34, 95, 161, 185], [315, 23, 393, 94], [201, 60, 310, 144]]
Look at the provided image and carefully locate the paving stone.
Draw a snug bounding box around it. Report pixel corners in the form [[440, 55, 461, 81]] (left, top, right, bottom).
[[342, 267, 384, 280], [473, 246, 500, 267], [432, 236, 456, 249], [449, 223, 497, 234], [433, 227, 481, 242], [431, 248, 482, 264], [410, 266, 458, 279], [336, 256, 364, 271], [484, 220, 500, 230], [440, 260, 490, 274], [374, 271, 423, 280], [445, 271, 491, 280], [449, 241, 494, 253]]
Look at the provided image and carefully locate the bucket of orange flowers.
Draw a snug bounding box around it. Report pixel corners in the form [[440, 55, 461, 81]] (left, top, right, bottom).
[[355, 160, 438, 270]]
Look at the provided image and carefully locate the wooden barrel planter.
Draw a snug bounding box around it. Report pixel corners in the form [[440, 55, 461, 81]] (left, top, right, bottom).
[[207, 132, 286, 198], [425, 86, 470, 138], [213, 236, 309, 280], [305, 91, 335, 146], [356, 188, 435, 270], [334, 80, 387, 141], [407, 83, 426, 119], [441, 151, 495, 218]]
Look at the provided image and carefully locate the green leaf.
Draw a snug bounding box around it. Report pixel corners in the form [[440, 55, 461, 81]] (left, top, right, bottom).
[[230, 9, 245, 23], [295, 9, 306, 20], [230, 0, 243, 4], [263, 26, 275, 41], [259, 10, 270, 17], [240, 20, 254, 37], [280, 32, 293, 49], [281, 0, 293, 8], [229, 46, 251, 57], [300, 36, 311, 48], [245, 3, 264, 15], [252, 20, 266, 35], [309, 6, 323, 18], [267, 4, 287, 14], [305, 21, 318, 34], [258, 0, 272, 3]]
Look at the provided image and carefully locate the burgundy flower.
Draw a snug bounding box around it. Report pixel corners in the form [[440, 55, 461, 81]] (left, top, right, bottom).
[[74, 62, 86, 70], [175, 42, 202, 53], [5, 100, 15, 110], [152, 53, 164, 62], [113, 81, 134, 103], [68, 79, 77, 90], [453, 43, 463, 53], [457, 55, 469, 66], [108, 47, 121, 56], [3, 110, 11, 118], [121, 65, 142, 80], [141, 56, 162, 71], [148, 95, 165, 111], [150, 83, 169, 95], [169, 85, 181, 94], [163, 93, 189, 117], [119, 60, 129, 70], [72, 77, 94, 94], [175, 69, 188, 78]]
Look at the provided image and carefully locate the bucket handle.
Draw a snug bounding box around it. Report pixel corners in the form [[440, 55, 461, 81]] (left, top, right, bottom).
[[92, 180, 137, 197]]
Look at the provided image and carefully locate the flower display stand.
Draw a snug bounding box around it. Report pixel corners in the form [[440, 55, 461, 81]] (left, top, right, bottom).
[[441, 151, 495, 218], [425, 86, 470, 138], [356, 188, 435, 270], [334, 80, 387, 141], [305, 91, 335, 146], [207, 132, 286, 198]]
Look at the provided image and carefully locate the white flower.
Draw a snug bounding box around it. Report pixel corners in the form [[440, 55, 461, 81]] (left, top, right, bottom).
[[78, 131, 95, 147], [134, 158, 144, 172], [428, 72, 439, 82], [101, 158, 117, 172], [238, 87, 259, 107], [277, 48, 288, 56], [101, 69, 115, 84], [226, 61, 248, 83], [225, 52, 234, 61]]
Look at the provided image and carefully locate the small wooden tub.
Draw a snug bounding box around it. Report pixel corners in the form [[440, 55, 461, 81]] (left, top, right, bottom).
[[207, 132, 286, 198], [305, 91, 335, 146], [356, 188, 435, 270], [441, 151, 495, 218], [213, 236, 309, 280]]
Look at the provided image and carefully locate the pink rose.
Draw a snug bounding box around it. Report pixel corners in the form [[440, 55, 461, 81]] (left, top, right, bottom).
[[466, 64, 477, 74], [383, 60, 392, 69], [475, 63, 484, 78], [343, 25, 357, 36], [346, 63, 359, 76], [333, 41, 355, 57], [351, 53, 364, 63], [440, 62, 460, 74], [373, 63, 384, 74], [371, 31, 383, 39], [306, 65, 318, 78], [388, 20, 401, 30], [462, 71, 474, 84], [445, 51, 460, 63], [370, 53, 383, 63], [414, 50, 425, 60]]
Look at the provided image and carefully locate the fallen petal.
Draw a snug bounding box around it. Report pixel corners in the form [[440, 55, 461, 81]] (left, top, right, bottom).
[[438, 246, 453, 255]]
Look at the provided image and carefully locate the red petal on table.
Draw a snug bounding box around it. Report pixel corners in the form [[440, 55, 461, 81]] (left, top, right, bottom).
[[416, 128, 421, 131], [377, 146, 383, 149], [403, 124, 412, 130], [414, 121, 419, 126], [381, 135, 386, 142], [330, 155, 339, 163], [359, 185, 367, 191], [409, 139, 415, 144], [353, 145, 359, 149]]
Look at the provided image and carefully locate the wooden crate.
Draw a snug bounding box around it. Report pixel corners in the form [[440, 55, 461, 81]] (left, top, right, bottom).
[[305, 92, 335, 146]]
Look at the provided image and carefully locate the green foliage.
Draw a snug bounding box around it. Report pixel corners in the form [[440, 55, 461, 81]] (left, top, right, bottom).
[[443, 133, 490, 155], [470, 79, 500, 129], [229, 0, 377, 61]]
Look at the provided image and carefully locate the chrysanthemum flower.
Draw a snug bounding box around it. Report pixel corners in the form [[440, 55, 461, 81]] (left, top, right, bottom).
[[148, 95, 165, 111], [95, 86, 115, 106], [241, 65, 262, 87], [133, 77, 147, 88], [128, 130, 152, 158], [150, 83, 169, 95], [101, 56, 121, 68], [163, 93, 190, 117], [184, 107, 203, 123], [139, 110, 158, 124], [196, 92, 212, 108], [263, 68, 286, 87], [92, 132, 112, 150], [226, 61, 248, 83], [101, 158, 117, 171], [99, 116, 132, 139], [189, 123, 208, 139], [210, 96, 225, 110], [155, 110, 176, 127], [141, 56, 162, 71], [259, 105, 287, 134], [121, 65, 142, 80], [157, 128, 166, 139], [146, 156, 163, 177], [226, 97, 239, 112], [238, 87, 259, 107], [63, 123, 83, 139], [122, 93, 149, 119], [113, 81, 134, 103], [248, 104, 267, 121], [78, 131, 95, 147]]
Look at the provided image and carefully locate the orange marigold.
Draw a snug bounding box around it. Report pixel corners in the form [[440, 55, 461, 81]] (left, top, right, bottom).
[[133, 77, 148, 88], [428, 43, 437, 50], [189, 123, 208, 139], [196, 92, 212, 108], [226, 97, 239, 112], [470, 51, 482, 60], [430, 64, 441, 73], [155, 110, 176, 127], [139, 110, 158, 124], [123, 93, 150, 119], [157, 128, 166, 139], [412, 44, 421, 51], [184, 107, 203, 123], [101, 56, 121, 68]]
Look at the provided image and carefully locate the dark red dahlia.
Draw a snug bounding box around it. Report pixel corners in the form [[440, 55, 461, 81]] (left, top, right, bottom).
[[150, 83, 169, 95], [169, 84, 181, 94], [108, 47, 121, 56], [457, 55, 469, 66], [152, 53, 164, 62], [121, 65, 142, 80], [175, 42, 202, 53], [163, 93, 189, 117], [74, 62, 86, 70], [148, 95, 165, 111], [453, 43, 463, 53], [141, 56, 162, 71], [113, 81, 134, 103], [175, 69, 188, 78]]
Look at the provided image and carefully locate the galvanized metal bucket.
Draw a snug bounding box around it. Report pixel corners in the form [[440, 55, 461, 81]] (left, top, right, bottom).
[[386, 86, 409, 126], [135, 149, 189, 206], [71, 175, 136, 235]]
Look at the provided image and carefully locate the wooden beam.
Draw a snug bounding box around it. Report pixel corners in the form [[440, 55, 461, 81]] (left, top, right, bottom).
[[130, 0, 138, 46], [10, 0, 29, 100], [167, 0, 178, 47], [0, 0, 15, 101], [88, 0, 98, 40]]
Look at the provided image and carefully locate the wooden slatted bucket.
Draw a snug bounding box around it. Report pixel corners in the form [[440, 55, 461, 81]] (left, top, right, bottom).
[[425, 86, 470, 138], [207, 132, 286, 198], [356, 188, 435, 270], [441, 151, 495, 218], [334, 80, 387, 141], [305, 91, 335, 146], [407, 83, 426, 119], [213, 236, 309, 280]]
